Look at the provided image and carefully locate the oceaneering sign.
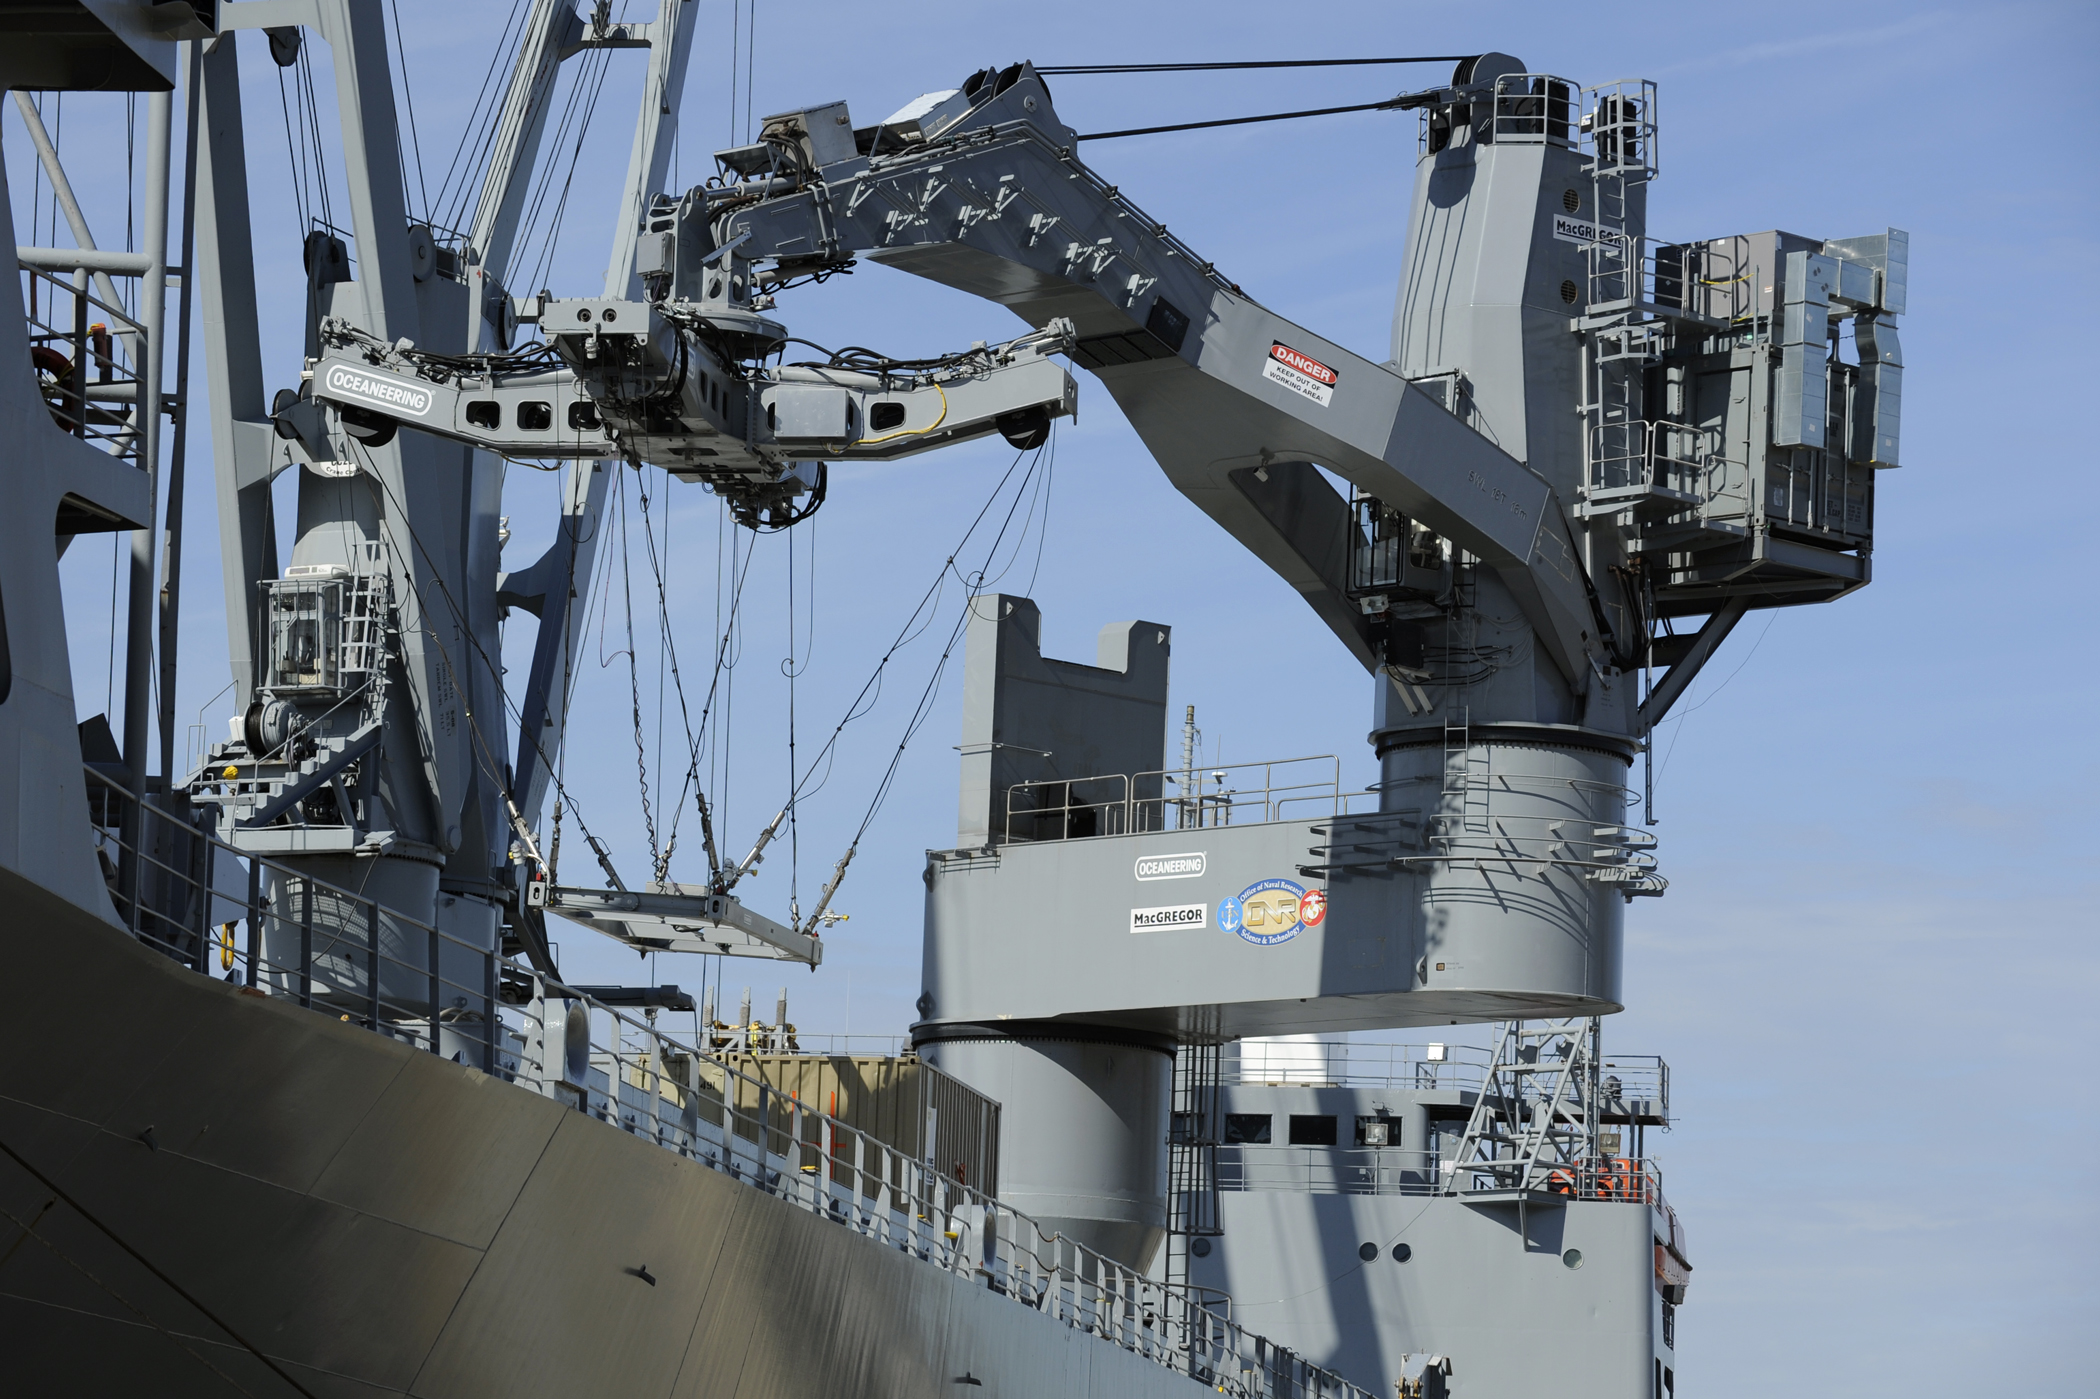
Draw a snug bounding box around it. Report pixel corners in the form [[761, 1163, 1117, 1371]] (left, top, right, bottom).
[[1130, 903, 1207, 934], [1262, 341, 1338, 407], [1135, 852, 1206, 881], [323, 363, 434, 418]]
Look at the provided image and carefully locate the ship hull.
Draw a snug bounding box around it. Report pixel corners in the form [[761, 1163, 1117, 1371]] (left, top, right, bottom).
[[0, 865, 1212, 1397]]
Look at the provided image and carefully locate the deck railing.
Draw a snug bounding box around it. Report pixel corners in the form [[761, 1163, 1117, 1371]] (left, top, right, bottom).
[[1218, 1146, 1665, 1206], [1227, 1040, 1668, 1115], [1005, 754, 1369, 844], [80, 766, 1374, 1399]]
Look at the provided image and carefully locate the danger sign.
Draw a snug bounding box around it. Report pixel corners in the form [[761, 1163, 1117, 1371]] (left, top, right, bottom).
[[1263, 341, 1338, 407]]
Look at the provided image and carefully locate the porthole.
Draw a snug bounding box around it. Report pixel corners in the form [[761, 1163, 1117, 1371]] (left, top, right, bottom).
[[1358, 1242, 1379, 1262], [1392, 1242, 1412, 1263], [1562, 1248, 1584, 1269], [1191, 1237, 1212, 1258]]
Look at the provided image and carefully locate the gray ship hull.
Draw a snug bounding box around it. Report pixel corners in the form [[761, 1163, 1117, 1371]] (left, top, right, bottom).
[[0, 865, 1214, 1398]]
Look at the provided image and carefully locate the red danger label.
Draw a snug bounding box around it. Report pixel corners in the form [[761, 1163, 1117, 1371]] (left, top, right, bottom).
[[1269, 343, 1337, 385]]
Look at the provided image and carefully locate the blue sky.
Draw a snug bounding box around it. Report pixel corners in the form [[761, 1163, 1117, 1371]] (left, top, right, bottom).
[[10, 1, 2095, 1391]]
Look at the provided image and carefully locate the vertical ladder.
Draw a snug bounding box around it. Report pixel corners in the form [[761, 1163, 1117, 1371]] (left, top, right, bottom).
[[1441, 709, 1490, 836], [1165, 1041, 1222, 1292], [1582, 85, 1655, 502]]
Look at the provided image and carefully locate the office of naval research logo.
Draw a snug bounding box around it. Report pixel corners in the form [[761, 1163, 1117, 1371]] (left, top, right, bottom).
[[1217, 877, 1322, 946]]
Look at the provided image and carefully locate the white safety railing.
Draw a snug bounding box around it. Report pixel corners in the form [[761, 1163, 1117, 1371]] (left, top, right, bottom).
[[1006, 755, 1372, 844], [1229, 1040, 1498, 1091], [1247, 1039, 1667, 1109]]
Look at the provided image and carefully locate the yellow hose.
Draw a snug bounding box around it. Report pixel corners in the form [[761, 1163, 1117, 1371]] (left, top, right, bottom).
[[856, 381, 948, 446]]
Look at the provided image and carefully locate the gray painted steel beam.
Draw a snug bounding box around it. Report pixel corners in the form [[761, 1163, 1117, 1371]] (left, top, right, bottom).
[[715, 117, 1599, 682], [1636, 596, 1749, 732]]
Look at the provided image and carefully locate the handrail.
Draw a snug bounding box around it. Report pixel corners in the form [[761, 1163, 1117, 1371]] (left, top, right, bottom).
[[1223, 1041, 1668, 1112], [79, 765, 1374, 1399], [1218, 1145, 1666, 1205], [1004, 754, 1359, 844], [21, 261, 149, 454]]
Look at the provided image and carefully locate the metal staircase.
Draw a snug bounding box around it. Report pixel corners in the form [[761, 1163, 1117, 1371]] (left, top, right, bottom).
[[1582, 823, 1667, 897], [191, 718, 383, 839], [1443, 1018, 1601, 1196]]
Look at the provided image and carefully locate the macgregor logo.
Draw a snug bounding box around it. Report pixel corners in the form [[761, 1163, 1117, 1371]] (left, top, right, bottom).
[[1550, 215, 1628, 250], [323, 363, 434, 418]]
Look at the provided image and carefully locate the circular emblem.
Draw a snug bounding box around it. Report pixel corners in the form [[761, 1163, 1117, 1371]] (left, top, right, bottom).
[[1300, 889, 1328, 927], [1233, 878, 1306, 946], [1216, 896, 1243, 936]]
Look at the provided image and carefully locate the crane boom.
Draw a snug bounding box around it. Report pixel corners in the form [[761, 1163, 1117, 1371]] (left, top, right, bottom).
[[701, 71, 1598, 678]]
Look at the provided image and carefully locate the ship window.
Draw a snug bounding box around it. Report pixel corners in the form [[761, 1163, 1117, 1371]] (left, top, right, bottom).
[[1287, 1114, 1338, 1146], [1391, 1242, 1412, 1263], [1224, 1113, 1271, 1144], [1357, 1241, 1378, 1262]]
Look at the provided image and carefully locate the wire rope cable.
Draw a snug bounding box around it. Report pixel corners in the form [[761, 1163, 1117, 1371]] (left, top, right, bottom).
[[1038, 56, 1474, 75], [1079, 96, 1415, 142], [430, 0, 528, 234], [386, 0, 432, 223], [350, 445, 620, 887]]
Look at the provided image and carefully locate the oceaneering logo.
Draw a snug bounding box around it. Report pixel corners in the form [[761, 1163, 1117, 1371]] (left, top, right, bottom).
[[1135, 852, 1206, 881], [323, 364, 434, 418]]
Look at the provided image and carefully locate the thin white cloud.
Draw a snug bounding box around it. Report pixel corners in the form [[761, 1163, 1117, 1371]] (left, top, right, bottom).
[[1648, 8, 1959, 75]]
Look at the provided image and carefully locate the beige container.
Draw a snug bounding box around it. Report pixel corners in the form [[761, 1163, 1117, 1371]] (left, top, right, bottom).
[[698, 1053, 1002, 1196]]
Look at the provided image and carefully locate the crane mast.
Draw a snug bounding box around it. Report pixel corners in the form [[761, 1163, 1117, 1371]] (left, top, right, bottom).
[[673, 54, 1902, 1265]]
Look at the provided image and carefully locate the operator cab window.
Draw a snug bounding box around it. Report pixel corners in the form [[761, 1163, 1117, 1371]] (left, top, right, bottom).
[[1224, 1113, 1272, 1144], [1288, 1114, 1338, 1146]]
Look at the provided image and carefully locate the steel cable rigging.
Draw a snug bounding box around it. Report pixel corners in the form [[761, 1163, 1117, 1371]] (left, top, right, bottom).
[[1037, 53, 1474, 142], [428, 0, 530, 234], [1037, 56, 1475, 74], [351, 443, 623, 890], [761, 433, 1060, 935]]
